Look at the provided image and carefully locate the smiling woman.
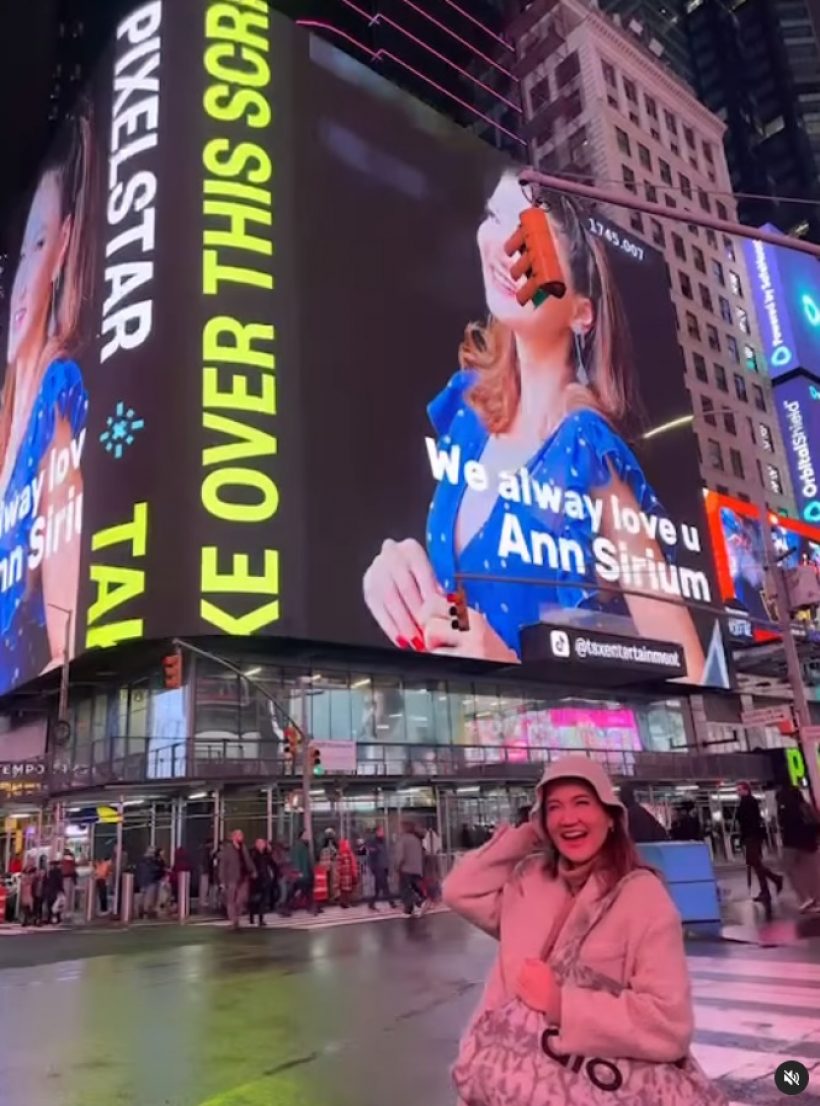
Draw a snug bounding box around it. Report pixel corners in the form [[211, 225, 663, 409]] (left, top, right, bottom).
[[443, 755, 727, 1106]]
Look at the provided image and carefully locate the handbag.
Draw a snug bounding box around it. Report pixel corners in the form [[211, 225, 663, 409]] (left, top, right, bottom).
[[452, 871, 727, 1106]]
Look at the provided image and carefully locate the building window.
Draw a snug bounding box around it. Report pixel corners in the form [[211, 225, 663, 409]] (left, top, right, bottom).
[[679, 173, 692, 199], [630, 210, 644, 232], [616, 126, 631, 155], [716, 200, 728, 221], [736, 306, 751, 334], [707, 438, 724, 470], [603, 60, 616, 88], [684, 124, 696, 150], [693, 246, 706, 273], [622, 164, 637, 193], [702, 395, 716, 426], [608, 94, 619, 109], [686, 311, 700, 340], [679, 271, 693, 298], [724, 235, 735, 261], [664, 108, 678, 135], [645, 94, 658, 119], [734, 372, 748, 402], [768, 464, 783, 495], [638, 143, 651, 169], [727, 335, 740, 363], [752, 384, 766, 411], [623, 77, 638, 103], [693, 352, 708, 383], [714, 363, 728, 391], [711, 258, 725, 286], [644, 181, 658, 203], [650, 218, 664, 246], [706, 228, 718, 248], [707, 324, 721, 352], [747, 417, 757, 445], [659, 158, 672, 185], [665, 194, 677, 209], [703, 140, 714, 164], [724, 411, 737, 436], [744, 344, 759, 372], [700, 284, 713, 312], [672, 233, 686, 260], [729, 270, 743, 296], [698, 188, 711, 212], [719, 295, 732, 323], [756, 458, 765, 487], [759, 422, 774, 451], [730, 448, 744, 478]]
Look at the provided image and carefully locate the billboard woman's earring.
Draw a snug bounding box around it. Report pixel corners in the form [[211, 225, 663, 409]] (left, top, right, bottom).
[[573, 328, 589, 387]]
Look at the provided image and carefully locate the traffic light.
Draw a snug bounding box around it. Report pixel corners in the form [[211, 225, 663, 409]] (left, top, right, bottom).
[[310, 745, 324, 776], [448, 589, 469, 632], [284, 725, 301, 759], [504, 206, 566, 308], [162, 650, 182, 689]]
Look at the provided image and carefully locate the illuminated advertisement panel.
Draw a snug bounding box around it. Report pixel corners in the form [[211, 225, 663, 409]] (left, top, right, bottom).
[[743, 226, 820, 378], [773, 371, 820, 525], [0, 0, 731, 696], [705, 489, 820, 642]]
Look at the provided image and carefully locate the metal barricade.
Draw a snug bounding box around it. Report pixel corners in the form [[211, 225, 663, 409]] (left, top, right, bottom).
[[120, 872, 135, 925], [177, 870, 191, 924]]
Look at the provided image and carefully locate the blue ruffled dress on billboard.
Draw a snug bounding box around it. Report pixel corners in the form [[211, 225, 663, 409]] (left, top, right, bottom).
[[0, 358, 88, 694], [425, 370, 672, 657]]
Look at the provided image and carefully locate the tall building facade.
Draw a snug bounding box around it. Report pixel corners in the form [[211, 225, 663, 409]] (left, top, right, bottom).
[[681, 0, 820, 243], [510, 0, 796, 517]]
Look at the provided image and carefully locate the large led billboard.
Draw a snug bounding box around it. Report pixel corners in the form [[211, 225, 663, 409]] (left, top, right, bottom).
[[705, 489, 820, 642], [0, 0, 730, 696], [773, 371, 820, 524], [744, 225, 820, 378]]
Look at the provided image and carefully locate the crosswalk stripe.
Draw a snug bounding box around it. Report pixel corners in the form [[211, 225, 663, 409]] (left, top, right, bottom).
[[687, 951, 820, 1102]]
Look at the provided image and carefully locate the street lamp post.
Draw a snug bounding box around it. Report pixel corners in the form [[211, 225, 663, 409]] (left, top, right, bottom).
[[47, 604, 73, 725]]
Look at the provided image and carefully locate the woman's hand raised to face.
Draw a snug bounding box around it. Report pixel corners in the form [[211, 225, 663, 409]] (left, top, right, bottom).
[[363, 538, 441, 650], [420, 595, 519, 662]]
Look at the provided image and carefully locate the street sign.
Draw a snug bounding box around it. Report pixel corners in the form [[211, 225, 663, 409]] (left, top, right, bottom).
[[801, 725, 820, 741], [741, 705, 792, 726], [309, 741, 357, 773]]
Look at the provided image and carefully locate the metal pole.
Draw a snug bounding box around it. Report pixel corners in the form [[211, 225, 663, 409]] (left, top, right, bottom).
[[177, 870, 191, 923], [120, 871, 135, 926], [113, 797, 124, 917], [519, 169, 820, 261], [57, 608, 72, 724], [266, 786, 273, 842], [300, 693, 313, 845], [149, 803, 156, 849], [756, 495, 820, 802]]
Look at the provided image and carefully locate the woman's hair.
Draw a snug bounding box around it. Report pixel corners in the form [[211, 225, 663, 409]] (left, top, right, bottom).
[[462, 173, 639, 436], [0, 102, 95, 456], [540, 794, 646, 894]]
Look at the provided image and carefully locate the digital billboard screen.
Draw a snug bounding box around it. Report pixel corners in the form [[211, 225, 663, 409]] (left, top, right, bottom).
[[0, 0, 730, 696], [773, 371, 820, 525], [744, 226, 820, 378], [705, 489, 820, 642]]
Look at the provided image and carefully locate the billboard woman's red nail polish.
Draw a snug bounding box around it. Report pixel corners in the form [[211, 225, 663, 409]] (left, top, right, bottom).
[[412, 636, 425, 652], [396, 636, 411, 649]]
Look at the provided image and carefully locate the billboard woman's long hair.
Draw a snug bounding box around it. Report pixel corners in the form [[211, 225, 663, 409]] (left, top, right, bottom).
[[0, 103, 95, 460], [461, 173, 641, 438]]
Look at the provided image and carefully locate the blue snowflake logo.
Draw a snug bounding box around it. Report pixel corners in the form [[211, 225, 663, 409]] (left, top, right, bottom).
[[100, 401, 145, 459]]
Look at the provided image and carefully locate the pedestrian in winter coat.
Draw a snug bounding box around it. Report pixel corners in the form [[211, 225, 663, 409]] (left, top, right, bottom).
[[444, 756, 726, 1106], [366, 827, 395, 910], [396, 823, 425, 916], [737, 782, 782, 906], [20, 865, 41, 926], [777, 784, 820, 911], [249, 840, 277, 926], [288, 830, 319, 914], [337, 840, 359, 908], [218, 830, 254, 930], [620, 783, 669, 843], [44, 861, 63, 923]]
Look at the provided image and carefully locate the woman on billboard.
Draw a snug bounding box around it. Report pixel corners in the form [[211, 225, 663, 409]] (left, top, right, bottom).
[[0, 107, 94, 692], [363, 171, 710, 682]]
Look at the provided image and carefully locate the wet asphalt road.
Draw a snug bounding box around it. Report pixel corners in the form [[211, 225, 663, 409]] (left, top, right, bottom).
[[0, 914, 490, 1106]]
